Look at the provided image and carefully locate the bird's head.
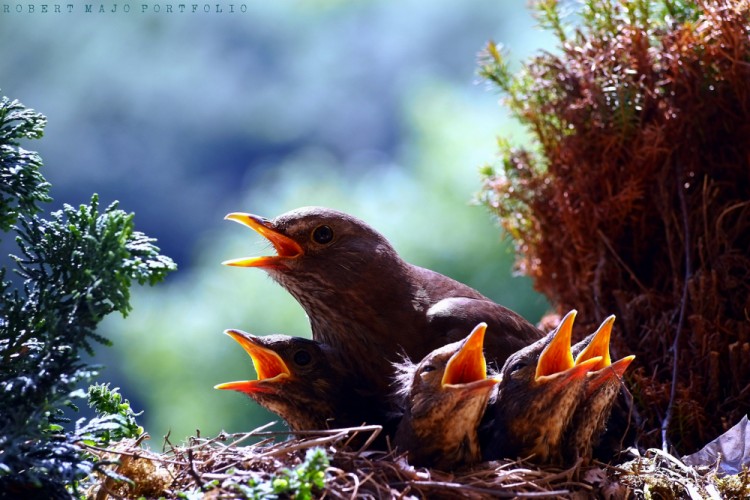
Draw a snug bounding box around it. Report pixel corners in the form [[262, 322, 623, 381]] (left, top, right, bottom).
[[399, 323, 498, 436], [214, 330, 340, 431], [499, 310, 601, 392], [493, 310, 602, 462], [222, 207, 405, 337], [394, 322, 500, 468], [223, 206, 397, 275]]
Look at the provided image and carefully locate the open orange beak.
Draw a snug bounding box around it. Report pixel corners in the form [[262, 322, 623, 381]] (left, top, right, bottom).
[[574, 315, 615, 371], [214, 329, 291, 394], [442, 323, 501, 392], [573, 315, 635, 393], [536, 310, 602, 384], [222, 212, 304, 268]]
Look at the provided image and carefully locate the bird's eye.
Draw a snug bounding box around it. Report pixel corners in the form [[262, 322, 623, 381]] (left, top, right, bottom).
[[293, 350, 312, 366], [311, 225, 334, 244], [508, 361, 526, 374], [421, 365, 436, 374]]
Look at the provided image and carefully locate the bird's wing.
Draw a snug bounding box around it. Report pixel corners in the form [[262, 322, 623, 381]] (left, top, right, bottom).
[[426, 297, 542, 368]]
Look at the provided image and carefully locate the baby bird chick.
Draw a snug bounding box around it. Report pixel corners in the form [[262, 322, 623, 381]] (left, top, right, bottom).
[[394, 323, 500, 470]]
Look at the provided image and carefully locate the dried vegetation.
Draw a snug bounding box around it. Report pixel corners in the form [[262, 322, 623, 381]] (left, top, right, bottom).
[[479, 0, 750, 453]]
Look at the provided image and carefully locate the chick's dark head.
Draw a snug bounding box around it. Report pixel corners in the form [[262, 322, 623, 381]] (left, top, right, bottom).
[[487, 311, 602, 463], [215, 330, 345, 431], [394, 323, 499, 470]]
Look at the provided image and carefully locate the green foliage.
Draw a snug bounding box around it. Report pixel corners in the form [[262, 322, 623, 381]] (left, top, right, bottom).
[[0, 94, 175, 496], [273, 448, 328, 499], [0, 94, 50, 234], [77, 384, 144, 448], [170, 448, 330, 499], [227, 448, 329, 500]]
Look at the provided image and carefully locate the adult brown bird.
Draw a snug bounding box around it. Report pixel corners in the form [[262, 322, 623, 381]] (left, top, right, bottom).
[[481, 310, 603, 464], [393, 323, 500, 470], [563, 316, 635, 463], [223, 206, 543, 403], [215, 329, 382, 431]]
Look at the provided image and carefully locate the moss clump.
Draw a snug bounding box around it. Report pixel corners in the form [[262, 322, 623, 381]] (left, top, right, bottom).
[[480, 0, 750, 452]]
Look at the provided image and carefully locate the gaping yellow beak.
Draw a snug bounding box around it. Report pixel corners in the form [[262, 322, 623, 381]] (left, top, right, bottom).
[[535, 309, 603, 384], [214, 329, 291, 394], [574, 315, 615, 370], [536, 310, 576, 381], [573, 315, 635, 393], [442, 322, 501, 392], [222, 212, 304, 268]]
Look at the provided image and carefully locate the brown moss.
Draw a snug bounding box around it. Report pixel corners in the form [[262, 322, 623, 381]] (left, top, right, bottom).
[[480, 0, 750, 452]]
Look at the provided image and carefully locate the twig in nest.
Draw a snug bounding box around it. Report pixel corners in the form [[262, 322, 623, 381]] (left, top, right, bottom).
[[401, 479, 524, 498], [341, 424, 382, 452], [661, 162, 693, 452], [596, 229, 648, 293], [186, 448, 204, 491]]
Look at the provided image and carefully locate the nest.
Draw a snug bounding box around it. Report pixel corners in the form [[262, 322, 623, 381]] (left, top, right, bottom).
[[480, 0, 750, 452], [81, 425, 749, 499]]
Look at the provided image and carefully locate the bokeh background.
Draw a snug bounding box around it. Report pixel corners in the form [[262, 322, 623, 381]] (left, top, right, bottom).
[[0, 0, 553, 443]]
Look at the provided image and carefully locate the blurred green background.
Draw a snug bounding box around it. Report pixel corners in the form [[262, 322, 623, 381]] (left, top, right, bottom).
[[0, 1, 552, 443]]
